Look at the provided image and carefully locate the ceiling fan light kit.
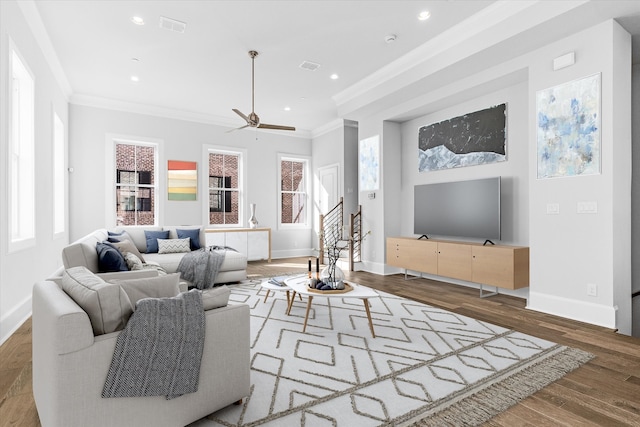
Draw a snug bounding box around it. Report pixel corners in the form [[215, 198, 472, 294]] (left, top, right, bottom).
[[229, 50, 296, 133]]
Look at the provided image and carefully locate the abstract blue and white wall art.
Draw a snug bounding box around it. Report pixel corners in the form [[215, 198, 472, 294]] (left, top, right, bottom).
[[418, 104, 507, 172], [536, 73, 601, 179], [359, 136, 379, 191]]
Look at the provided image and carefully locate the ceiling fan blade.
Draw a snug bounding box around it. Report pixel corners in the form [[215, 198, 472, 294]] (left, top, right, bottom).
[[258, 123, 296, 131], [232, 108, 250, 122], [225, 124, 250, 133]]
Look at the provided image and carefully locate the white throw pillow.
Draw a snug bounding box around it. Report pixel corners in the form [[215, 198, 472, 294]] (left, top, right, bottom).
[[157, 238, 191, 254], [62, 266, 133, 335], [110, 274, 181, 307]]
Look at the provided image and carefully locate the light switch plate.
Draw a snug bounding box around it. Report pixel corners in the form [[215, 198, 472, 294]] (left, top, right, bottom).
[[546, 203, 560, 215]]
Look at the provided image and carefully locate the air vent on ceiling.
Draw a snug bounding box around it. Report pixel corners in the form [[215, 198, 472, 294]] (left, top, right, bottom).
[[159, 16, 186, 33], [299, 60, 321, 71]]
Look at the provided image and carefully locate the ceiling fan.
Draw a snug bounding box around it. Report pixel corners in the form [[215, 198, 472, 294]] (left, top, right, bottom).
[[229, 50, 296, 132]]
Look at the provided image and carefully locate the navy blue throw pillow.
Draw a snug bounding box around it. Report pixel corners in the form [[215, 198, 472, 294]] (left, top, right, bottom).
[[144, 230, 170, 253], [177, 228, 201, 250], [96, 242, 128, 272]]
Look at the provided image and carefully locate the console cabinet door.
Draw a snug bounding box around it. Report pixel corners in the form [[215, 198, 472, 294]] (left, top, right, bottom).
[[387, 238, 437, 274], [472, 246, 529, 289], [437, 242, 472, 281], [247, 230, 270, 261]]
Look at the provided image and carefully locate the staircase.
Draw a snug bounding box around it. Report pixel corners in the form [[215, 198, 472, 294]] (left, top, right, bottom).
[[318, 197, 363, 271]]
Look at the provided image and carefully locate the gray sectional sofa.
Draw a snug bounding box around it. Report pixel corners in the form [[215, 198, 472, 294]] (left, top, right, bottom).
[[58, 225, 248, 286], [32, 275, 250, 427]]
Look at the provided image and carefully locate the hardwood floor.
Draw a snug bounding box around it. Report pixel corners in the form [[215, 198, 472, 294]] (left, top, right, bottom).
[[1, 258, 639, 426]]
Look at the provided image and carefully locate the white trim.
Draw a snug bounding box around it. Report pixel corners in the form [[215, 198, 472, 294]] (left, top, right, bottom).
[[0, 294, 32, 347], [105, 133, 164, 227], [202, 144, 247, 228], [277, 153, 312, 230], [71, 93, 314, 138], [52, 106, 66, 237], [528, 290, 618, 330]]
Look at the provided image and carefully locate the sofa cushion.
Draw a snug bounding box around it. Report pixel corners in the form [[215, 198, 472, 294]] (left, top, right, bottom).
[[157, 238, 191, 254], [124, 252, 144, 270], [177, 228, 202, 250], [144, 230, 170, 253], [201, 286, 230, 310], [108, 239, 146, 263], [96, 242, 128, 272], [110, 274, 181, 307], [107, 230, 133, 244], [62, 266, 133, 335]]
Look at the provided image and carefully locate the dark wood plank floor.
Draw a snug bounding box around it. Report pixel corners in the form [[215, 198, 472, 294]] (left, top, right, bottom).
[[1, 257, 639, 426]]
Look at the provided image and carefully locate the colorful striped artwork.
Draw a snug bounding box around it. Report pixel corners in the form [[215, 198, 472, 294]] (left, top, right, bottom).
[[167, 160, 197, 201]]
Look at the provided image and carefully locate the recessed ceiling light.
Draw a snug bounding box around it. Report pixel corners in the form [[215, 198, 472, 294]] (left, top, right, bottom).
[[418, 10, 431, 21], [131, 16, 145, 25], [130, 75, 139, 82], [330, 74, 339, 80], [284, 106, 291, 111]]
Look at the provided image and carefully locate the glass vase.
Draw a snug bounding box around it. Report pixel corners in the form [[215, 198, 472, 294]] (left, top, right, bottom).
[[320, 263, 345, 290], [248, 203, 259, 228]]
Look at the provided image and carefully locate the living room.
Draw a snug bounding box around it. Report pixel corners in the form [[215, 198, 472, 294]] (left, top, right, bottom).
[[1, 0, 640, 424]]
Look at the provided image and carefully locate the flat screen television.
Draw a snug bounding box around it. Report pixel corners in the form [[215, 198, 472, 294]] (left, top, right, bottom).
[[414, 177, 501, 241]]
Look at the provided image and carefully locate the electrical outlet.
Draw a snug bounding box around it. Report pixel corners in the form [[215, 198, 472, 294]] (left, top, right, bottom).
[[587, 283, 598, 297]]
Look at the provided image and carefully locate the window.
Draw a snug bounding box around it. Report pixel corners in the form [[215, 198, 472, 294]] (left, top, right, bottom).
[[208, 150, 241, 226], [9, 46, 35, 250], [279, 155, 309, 227], [115, 142, 157, 225], [53, 111, 65, 235]]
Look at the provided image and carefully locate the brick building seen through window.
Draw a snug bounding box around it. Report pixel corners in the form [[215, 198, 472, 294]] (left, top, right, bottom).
[[281, 159, 306, 224], [209, 152, 240, 226], [115, 143, 156, 226]]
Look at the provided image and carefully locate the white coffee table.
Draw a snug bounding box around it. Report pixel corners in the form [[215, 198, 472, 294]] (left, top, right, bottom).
[[284, 276, 379, 338], [260, 278, 302, 312]]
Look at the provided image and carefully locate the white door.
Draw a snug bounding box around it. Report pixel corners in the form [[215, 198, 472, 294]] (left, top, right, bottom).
[[318, 164, 339, 214]]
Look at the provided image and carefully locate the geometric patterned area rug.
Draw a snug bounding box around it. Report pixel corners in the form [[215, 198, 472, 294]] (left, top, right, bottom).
[[191, 279, 593, 427]]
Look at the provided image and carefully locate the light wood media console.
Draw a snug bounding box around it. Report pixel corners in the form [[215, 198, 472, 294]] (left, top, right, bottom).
[[386, 237, 529, 297]]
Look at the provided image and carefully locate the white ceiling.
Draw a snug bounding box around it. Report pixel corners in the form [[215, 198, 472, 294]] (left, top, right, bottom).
[[30, 1, 640, 135]]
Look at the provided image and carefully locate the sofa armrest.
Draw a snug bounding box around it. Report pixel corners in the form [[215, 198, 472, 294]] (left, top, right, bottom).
[[33, 281, 95, 356]]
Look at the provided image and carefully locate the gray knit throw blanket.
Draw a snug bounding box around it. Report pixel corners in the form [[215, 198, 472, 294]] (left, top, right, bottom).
[[177, 247, 229, 290], [102, 289, 205, 400]]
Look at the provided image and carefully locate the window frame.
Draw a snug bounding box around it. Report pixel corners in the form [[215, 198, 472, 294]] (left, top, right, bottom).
[[52, 108, 66, 237], [277, 153, 311, 230], [105, 134, 163, 227], [8, 41, 36, 253], [202, 145, 246, 228]]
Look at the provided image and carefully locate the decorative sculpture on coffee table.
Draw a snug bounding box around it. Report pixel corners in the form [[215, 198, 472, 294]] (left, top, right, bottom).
[[320, 224, 347, 290]]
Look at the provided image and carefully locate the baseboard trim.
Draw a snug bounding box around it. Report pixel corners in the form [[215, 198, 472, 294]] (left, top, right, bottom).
[[0, 295, 32, 346], [271, 249, 315, 259], [527, 291, 617, 330]]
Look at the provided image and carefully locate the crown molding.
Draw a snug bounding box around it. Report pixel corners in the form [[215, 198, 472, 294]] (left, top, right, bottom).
[[70, 93, 313, 139], [332, 0, 588, 109]]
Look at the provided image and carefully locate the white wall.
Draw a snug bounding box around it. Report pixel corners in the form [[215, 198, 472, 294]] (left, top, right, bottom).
[[0, 1, 70, 344], [527, 20, 632, 334], [353, 20, 633, 333], [68, 104, 313, 257]]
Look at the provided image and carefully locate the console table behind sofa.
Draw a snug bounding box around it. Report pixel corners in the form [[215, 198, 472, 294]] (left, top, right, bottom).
[[206, 228, 271, 262]]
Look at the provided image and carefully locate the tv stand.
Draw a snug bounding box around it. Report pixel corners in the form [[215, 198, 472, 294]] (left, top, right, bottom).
[[386, 237, 529, 296]]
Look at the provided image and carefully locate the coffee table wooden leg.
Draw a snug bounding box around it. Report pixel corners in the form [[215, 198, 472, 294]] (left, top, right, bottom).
[[363, 298, 375, 338], [285, 290, 291, 309], [263, 289, 271, 303], [286, 292, 295, 315], [302, 295, 313, 333]]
